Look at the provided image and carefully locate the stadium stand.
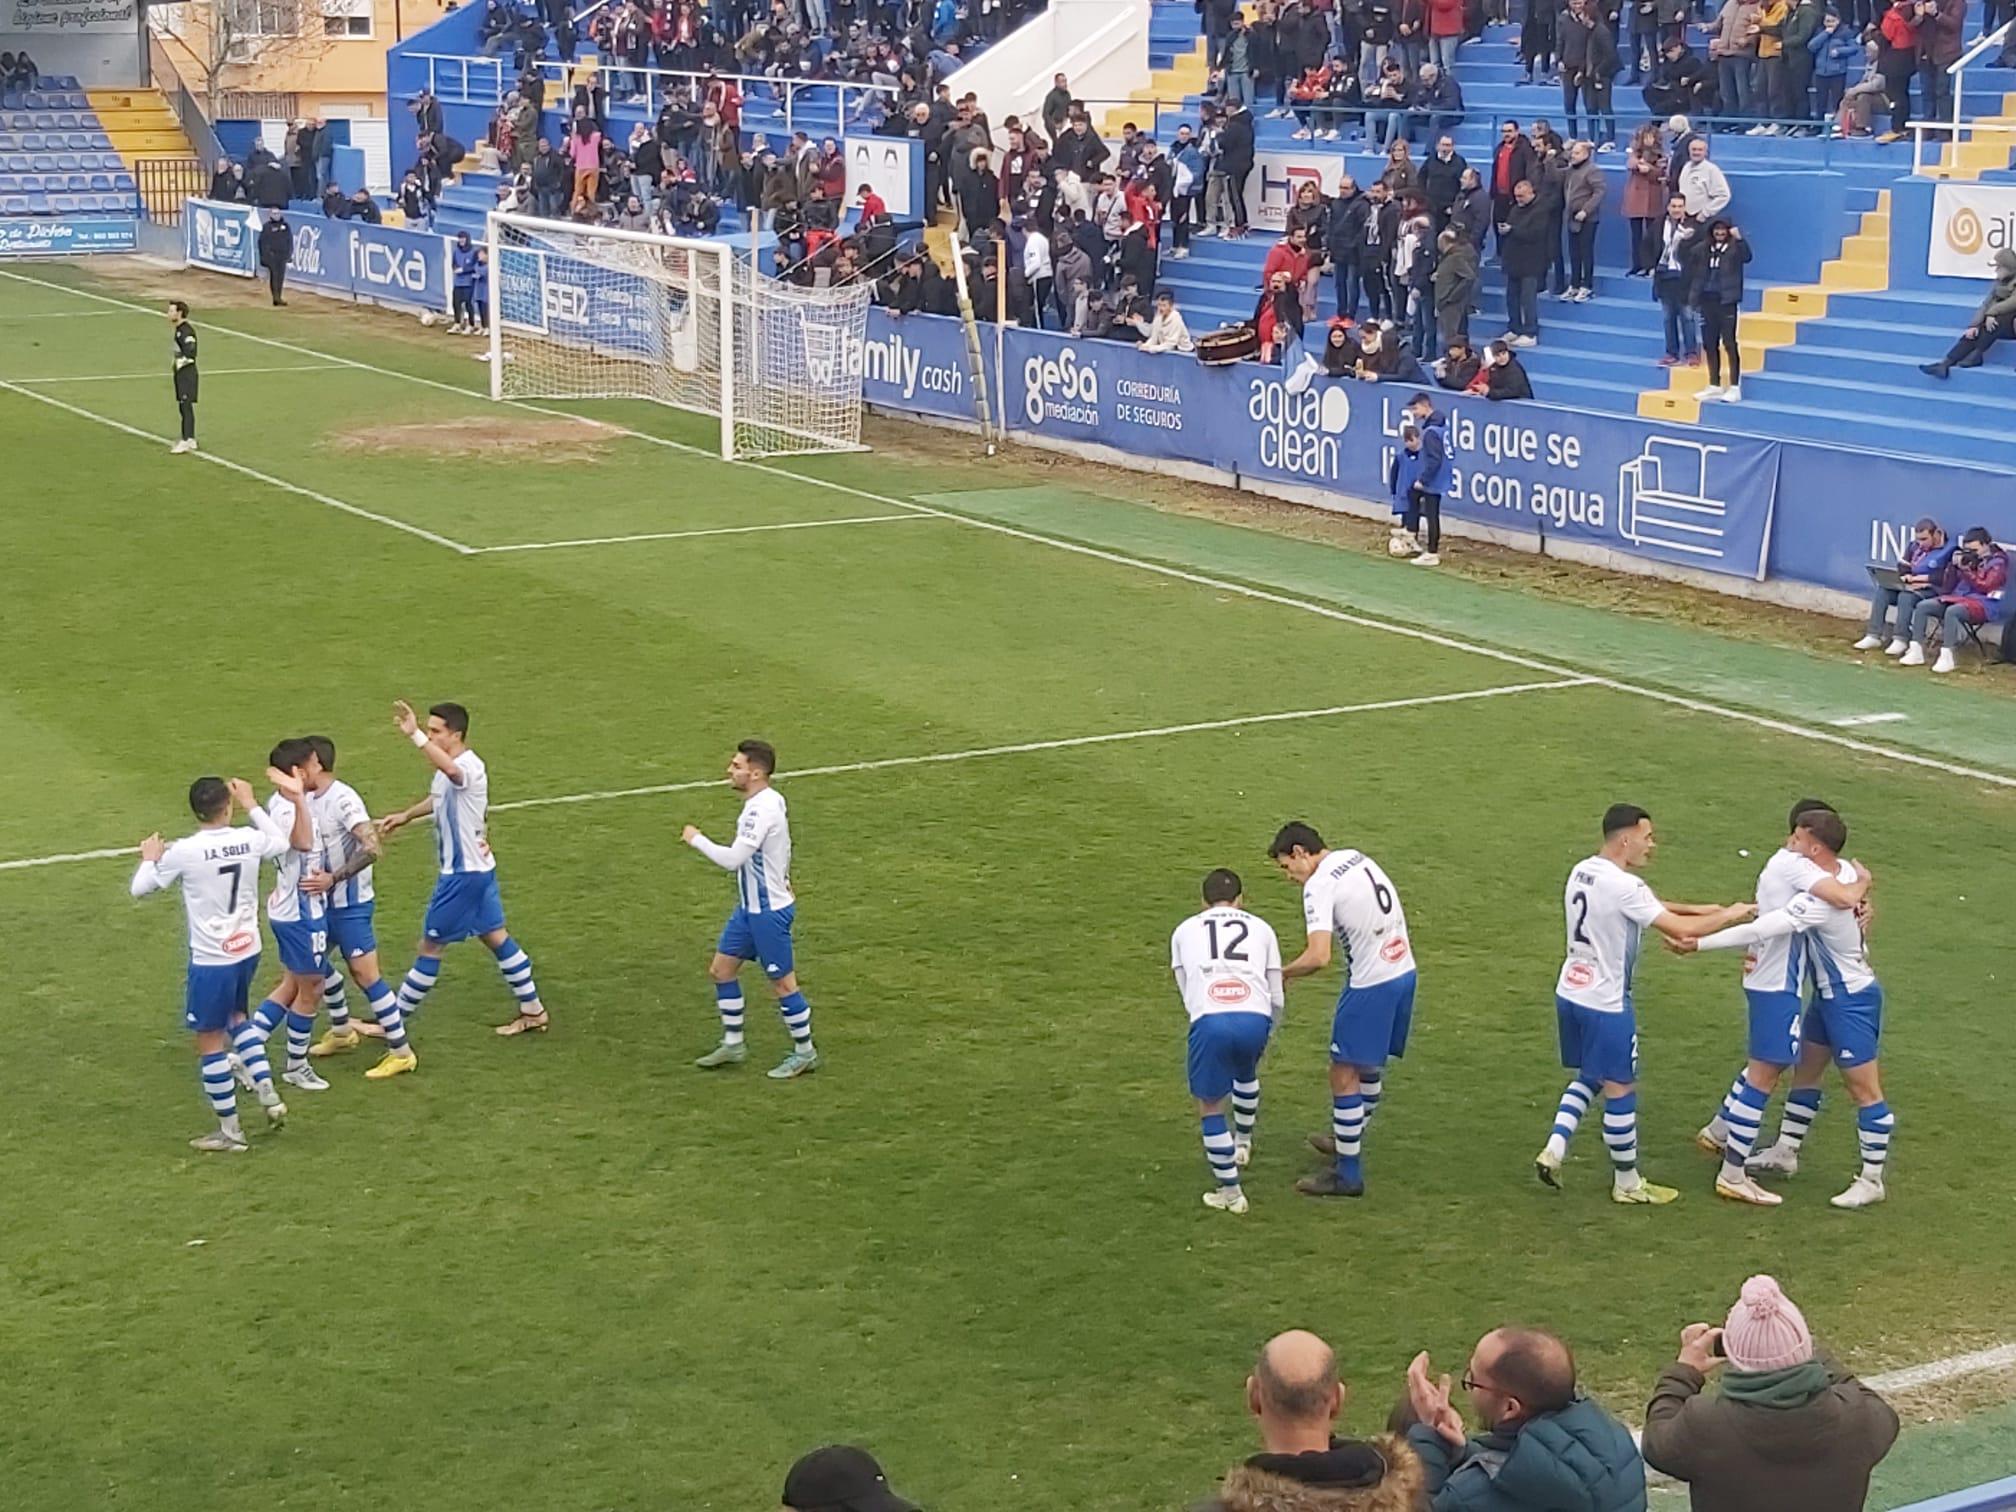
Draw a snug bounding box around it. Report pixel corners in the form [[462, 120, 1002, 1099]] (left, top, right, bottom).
[[0, 76, 142, 216]]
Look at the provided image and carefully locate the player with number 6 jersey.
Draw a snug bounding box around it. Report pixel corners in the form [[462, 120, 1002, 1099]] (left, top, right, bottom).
[[130, 773, 298, 1151], [1268, 821, 1417, 1200], [1537, 804, 1755, 1205], [1171, 869, 1285, 1215]]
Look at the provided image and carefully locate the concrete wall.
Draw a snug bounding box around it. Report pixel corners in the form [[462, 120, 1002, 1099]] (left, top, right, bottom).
[[0, 22, 143, 85], [946, 0, 1150, 132]]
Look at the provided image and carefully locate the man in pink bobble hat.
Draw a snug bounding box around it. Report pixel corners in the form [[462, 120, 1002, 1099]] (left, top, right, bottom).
[[1641, 1275, 1899, 1512]]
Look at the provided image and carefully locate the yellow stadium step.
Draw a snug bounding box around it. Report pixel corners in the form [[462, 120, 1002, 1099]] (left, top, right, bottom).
[[1099, 45, 1209, 140], [87, 87, 195, 162], [1635, 189, 1891, 426]]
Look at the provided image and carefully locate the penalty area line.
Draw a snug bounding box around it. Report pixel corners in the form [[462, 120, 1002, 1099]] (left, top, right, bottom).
[[0, 679, 1592, 873], [8, 364, 348, 384]]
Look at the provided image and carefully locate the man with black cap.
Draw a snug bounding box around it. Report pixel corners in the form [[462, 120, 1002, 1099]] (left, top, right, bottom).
[[782, 1445, 919, 1512]]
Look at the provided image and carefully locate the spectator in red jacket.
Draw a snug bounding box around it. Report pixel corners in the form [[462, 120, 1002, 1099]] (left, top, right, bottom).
[[1427, 0, 1467, 70], [1900, 527, 2008, 672]]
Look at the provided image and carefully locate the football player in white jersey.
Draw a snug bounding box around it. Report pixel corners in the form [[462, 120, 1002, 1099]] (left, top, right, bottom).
[[1689, 798, 1870, 1206], [239, 739, 339, 1095], [1171, 868, 1285, 1214], [297, 735, 417, 1079], [1676, 807, 1892, 1210], [379, 699, 548, 1039], [684, 739, 818, 1080], [1537, 804, 1754, 1205], [131, 773, 299, 1150], [1268, 821, 1417, 1200]]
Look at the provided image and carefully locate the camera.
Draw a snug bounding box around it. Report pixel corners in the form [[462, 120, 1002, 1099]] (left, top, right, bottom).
[[1956, 546, 1982, 568]]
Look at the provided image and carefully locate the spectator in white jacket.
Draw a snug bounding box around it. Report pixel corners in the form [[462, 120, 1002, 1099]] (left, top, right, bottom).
[[1675, 137, 1731, 221], [1023, 226, 1055, 328], [1131, 288, 1197, 352]]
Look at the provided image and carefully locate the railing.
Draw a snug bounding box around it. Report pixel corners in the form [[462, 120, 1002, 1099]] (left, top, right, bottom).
[[401, 51, 897, 136], [134, 157, 209, 224], [145, 32, 227, 170], [1949, 17, 2014, 130], [217, 90, 301, 118], [1910, 116, 2016, 175]]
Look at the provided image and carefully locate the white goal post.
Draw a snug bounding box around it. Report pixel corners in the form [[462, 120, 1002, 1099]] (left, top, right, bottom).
[[485, 211, 873, 461]]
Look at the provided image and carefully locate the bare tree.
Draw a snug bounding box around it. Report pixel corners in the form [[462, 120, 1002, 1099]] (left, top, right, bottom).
[[150, 0, 335, 115]]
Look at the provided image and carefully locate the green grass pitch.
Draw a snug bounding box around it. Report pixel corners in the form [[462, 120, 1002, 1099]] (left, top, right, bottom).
[[2, 260, 2013, 1511]]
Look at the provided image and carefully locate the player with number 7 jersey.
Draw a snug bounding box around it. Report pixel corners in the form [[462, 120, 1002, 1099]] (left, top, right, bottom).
[[1269, 821, 1418, 1200]]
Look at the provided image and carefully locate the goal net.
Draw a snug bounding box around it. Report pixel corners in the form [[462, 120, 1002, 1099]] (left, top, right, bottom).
[[486, 211, 873, 460]]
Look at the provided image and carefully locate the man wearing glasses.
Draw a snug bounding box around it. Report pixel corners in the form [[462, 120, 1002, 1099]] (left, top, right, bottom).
[[1402, 1328, 1647, 1509]]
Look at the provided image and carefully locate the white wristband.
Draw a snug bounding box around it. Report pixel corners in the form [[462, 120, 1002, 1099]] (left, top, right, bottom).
[[409, 728, 430, 748]]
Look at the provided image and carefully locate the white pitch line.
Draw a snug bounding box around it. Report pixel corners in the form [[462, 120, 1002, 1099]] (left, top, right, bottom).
[[1830, 711, 1909, 728], [12, 363, 346, 384], [1864, 1342, 2016, 1395], [6, 268, 2014, 792], [0, 378, 480, 556], [0, 679, 1592, 874], [0, 308, 137, 319], [469, 512, 932, 554]]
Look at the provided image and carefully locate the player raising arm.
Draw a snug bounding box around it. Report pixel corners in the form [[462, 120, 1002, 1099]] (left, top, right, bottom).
[[1171, 868, 1284, 1215], [1673, 807, 1891, 1210], [379, 699, 548, 1038], [1537, 804, 1754, 1205], [684, 739, 819, 1080], [131, 775, 294, 1151]]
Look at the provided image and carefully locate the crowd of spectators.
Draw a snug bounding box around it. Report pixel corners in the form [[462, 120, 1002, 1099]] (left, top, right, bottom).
[[778, 1275, 1904, 1511]]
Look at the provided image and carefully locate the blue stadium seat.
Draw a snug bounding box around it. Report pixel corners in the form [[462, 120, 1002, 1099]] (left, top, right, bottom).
[[19, 132, 43, 151], [112, 172, 135, 189], [62, 132, 88, 150], [29, 111, 53, 129], [63, 173, 88, 191], [21, 92, 45, 110], [30, 153, 55, 172], [26, 191, 51, 213], [53, 151, 78, 170], [87, 172, 111, 190], [0, 194, 24, 215], [0, 134, 16, 152], [53, 111, 76, 129], [47, 192, 77, 212]]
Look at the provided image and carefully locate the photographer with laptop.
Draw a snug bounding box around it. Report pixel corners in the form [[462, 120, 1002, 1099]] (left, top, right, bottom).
[[1853, 516, 1953, 657]]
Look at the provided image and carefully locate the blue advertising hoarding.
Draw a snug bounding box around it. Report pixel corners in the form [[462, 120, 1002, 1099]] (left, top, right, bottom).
[[284, 216, 450, 314], [858, 310, 2016, 602], [996, 322, 1778, 581], [0, 215, 138, 257], [185, 198, 258, 276]]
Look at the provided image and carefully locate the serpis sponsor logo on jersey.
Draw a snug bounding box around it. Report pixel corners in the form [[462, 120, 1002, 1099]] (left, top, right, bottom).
[[1022, 344, 1100, 427], [1208, 977, 1254, 1005], [1564, 960, 1597, 989], [1248, 374, 1351, 480], [224, 930, 257, 957], [1379, 935, 1410, 963]]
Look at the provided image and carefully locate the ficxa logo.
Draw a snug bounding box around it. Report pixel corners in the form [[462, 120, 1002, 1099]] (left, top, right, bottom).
[[1022, 345, 1100, 426], [351, 239, 429, 292]]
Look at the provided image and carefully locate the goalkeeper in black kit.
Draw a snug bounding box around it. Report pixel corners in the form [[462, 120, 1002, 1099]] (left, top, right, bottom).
[[167, 298, 198, 454]]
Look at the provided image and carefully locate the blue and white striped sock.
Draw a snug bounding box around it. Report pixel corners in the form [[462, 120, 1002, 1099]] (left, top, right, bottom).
[[1857, 1100, 1894, 1182], [1603, 1091, 1640, 1181], [1705, 1070, 1745, 1145], [778, 990, 813, 1051], [1360, 1071, 1384, 1127], [1230, 1077, 1260, 1143], [714, 982, 746, 1045], [1547, 1077, 1597, 1158], [200, 1051, 241, 1136], [364, 978, 408, 1052], [284, 1011, 314, 1071], [1332, 1093, 1365, 1183], [322, 967, 351, 1028], [397, 956, 441, 1019], [251, 997, 285, 1037], [1201, 1111, 1240, 1189], [230, 1019, 274, 1088], [1778, 1087, 1823, 1150], [1720, 1080, 1771, 1180], [490, 936, 541, 1013]]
